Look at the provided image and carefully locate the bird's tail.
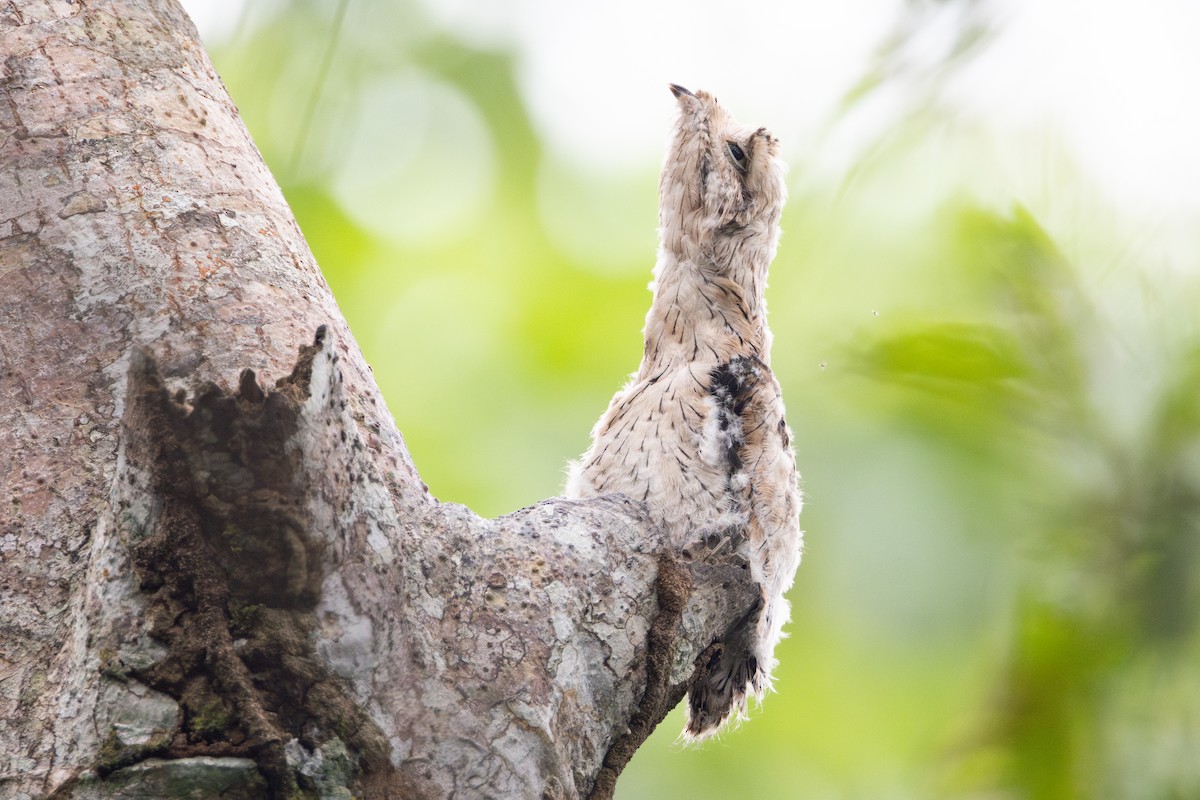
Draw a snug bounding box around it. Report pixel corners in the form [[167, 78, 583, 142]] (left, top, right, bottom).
[[683, 597, 766, 740]]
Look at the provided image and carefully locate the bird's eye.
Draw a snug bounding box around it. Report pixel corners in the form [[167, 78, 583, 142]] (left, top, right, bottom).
[[727, 142, 747, 170]]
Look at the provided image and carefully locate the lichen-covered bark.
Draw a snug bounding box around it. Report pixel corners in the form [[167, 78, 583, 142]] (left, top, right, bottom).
[[0, 1, 419, 793], [0, 2, 763, 799]]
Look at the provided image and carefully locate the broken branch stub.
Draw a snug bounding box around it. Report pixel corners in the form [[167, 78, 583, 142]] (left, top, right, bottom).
[[92, 327, 760, 799]]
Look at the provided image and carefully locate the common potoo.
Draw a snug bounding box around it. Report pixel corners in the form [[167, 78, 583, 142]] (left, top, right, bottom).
[[566, 85, 803, 739]]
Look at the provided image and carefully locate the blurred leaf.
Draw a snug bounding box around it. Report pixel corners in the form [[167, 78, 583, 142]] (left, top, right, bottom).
[[855, 320, 1027, 394], [956, 205, 1089, 394]]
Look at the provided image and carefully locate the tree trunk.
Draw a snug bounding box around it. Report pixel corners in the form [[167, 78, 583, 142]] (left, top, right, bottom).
[[0, 2, 757, 798]]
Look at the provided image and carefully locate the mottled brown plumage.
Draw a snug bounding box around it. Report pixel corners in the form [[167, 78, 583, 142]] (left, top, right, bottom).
[[566, 85, 802, 738]]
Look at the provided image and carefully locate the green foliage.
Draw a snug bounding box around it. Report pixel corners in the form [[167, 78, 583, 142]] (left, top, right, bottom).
[[205, 3, 1200, 796]]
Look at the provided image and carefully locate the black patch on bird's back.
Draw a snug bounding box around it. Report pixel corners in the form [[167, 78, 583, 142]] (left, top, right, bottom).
[[708, 356, 759, 474], [709, 362, 751, 417]]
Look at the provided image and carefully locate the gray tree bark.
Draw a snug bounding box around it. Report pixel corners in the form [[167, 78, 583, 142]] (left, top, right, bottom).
[[0, 2, 757, 799]]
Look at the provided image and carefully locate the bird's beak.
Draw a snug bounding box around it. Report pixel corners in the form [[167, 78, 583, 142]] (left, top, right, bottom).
[[669, 83, 694, 99]]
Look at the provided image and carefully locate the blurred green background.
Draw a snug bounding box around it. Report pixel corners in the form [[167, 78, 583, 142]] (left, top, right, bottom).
[[189, 0, 1200, 796]]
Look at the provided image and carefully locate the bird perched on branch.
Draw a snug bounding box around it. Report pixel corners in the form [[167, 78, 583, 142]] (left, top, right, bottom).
[[566, 84, 802, 739]]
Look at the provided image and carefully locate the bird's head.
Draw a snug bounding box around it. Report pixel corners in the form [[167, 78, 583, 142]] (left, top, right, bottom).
[[659, 84, 787, 267]]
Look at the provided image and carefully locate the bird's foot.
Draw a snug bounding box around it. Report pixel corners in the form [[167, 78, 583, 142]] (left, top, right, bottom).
[[680, 525, 748, 568]]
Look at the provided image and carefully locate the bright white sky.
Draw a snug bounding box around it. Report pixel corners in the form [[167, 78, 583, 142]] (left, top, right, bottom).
[[183, 0, 1200, 232]]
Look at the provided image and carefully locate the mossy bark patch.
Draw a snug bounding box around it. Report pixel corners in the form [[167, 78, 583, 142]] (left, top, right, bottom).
[[116, 328, 394, 798]]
